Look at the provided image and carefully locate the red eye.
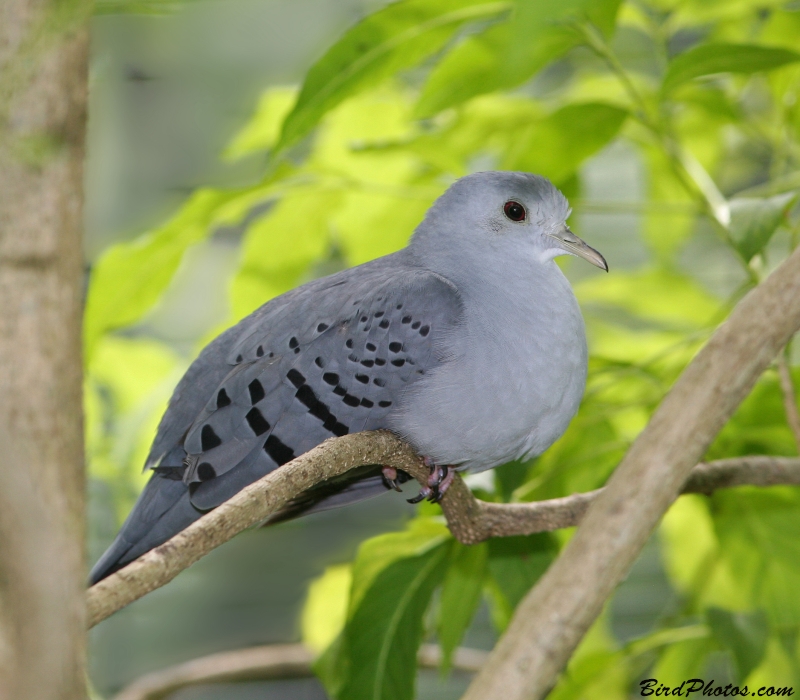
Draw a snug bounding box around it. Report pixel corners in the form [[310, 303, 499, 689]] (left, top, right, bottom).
[[503, 200, 526, 222]]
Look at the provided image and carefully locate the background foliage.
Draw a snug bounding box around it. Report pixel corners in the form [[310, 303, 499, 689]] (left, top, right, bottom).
[[86, 0, 800, 698]]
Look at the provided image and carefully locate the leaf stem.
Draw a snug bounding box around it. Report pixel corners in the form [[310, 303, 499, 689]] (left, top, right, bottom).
[[777, 344, 800, 452]]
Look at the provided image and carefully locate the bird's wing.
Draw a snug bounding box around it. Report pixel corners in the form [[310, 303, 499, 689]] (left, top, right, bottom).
[[183, 263, 462, 510], [90, 258, 462, 583]]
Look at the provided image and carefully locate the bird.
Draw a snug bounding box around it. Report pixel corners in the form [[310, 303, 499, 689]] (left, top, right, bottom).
[[89, 171, 607, 584]]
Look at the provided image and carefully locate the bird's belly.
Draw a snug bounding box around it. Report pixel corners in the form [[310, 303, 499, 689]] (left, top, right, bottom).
[[392, 311, 587, 472]]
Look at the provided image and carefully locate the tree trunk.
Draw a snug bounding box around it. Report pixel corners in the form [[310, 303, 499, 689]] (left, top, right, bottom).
[[0, 0, 90, 697]]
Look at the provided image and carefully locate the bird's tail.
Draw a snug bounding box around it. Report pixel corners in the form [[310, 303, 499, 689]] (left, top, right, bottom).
[[88, 471, 201, 585]]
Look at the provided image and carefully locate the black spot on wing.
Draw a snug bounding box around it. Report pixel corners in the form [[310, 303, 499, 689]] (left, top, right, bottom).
[[285, 364, 350, 437], [201, 425, 222, 451], [248, 378, 265, 404], [197, 462, 216, 481], [245, 407, 270, 436], [216, 388, 231, 408], [264, 435, 295, 466], [287, 369, 305, 388]]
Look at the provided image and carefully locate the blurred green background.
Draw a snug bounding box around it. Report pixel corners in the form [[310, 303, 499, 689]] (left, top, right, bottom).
[[85, 0, 800, 698]]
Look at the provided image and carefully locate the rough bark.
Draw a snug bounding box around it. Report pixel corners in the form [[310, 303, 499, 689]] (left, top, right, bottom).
[[461, 242, 800, 700], [0, 0, 90, 696]]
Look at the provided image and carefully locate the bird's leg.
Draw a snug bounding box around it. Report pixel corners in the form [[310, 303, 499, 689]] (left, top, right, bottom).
[[381, 466, 403, 492], [406, 457, 455, 504]]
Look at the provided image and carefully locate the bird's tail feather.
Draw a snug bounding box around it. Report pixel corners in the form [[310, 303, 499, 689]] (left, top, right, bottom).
[[89, 465, 403, 585], [88, 473, 201, 585]]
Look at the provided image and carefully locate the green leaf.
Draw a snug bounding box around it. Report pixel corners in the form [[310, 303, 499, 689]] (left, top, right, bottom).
[[503, 102, 627, 184], [650, 633, 716, 687], [662, 43, 800, 94], [83, 189, 236, 363], [437, 542, 488, 672], [85, 336, 183, 517], [728, 192, 798, 262], [576, 268, 722, 332], [416, 0, 622, 116], [712, 488, 800, 626], [223, 87, 298, 161], [302, 564, 352, 654], [230, 186, 343, 319], [494, 460, 531, 502], [709, 369, 800, 460], [706, 607, 770, 682], [487, 533, 559, 630], [317, 519, 452, 700], [276, 0, 511, 153]]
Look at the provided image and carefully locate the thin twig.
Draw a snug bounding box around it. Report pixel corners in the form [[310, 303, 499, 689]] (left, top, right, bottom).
[[112, 643, 488, 700], [777, 347, 800, 451]]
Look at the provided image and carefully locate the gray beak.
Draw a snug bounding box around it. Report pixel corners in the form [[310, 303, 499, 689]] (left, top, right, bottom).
[[548, 225, 608, 272]]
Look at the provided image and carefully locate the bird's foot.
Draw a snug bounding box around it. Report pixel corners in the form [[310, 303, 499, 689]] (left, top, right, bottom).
[[381, 466, 403, 492], [407, 458, 455, 504]]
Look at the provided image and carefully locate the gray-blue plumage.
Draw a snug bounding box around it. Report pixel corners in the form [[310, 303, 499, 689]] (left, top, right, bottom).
[[90, 171, 606, 584]]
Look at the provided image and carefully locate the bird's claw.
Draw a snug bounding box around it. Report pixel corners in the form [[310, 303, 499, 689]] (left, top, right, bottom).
[[381, 466, 403, 492], [407, 486, 433, 504], [407, 460, 454, 504]]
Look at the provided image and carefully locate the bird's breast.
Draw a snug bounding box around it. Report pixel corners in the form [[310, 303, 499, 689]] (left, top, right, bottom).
[[391, 267, 588, 472]]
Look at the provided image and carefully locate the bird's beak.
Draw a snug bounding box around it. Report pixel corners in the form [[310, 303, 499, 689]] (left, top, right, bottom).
[[548, 225, 608, 272]]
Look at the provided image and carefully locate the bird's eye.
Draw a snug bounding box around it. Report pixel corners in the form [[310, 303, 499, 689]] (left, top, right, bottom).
[[503, 200, 526, 222]]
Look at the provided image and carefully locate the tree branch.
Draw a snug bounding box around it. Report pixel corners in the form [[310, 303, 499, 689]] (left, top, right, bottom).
[[112, 643, 488, 700], [86, 431, 800, 629], [461, 241, 800, 700], [442, 455, 800, 544]]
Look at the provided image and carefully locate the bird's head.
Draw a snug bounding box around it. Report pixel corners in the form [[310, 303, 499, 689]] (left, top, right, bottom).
[[410, 171, 607, 274]]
